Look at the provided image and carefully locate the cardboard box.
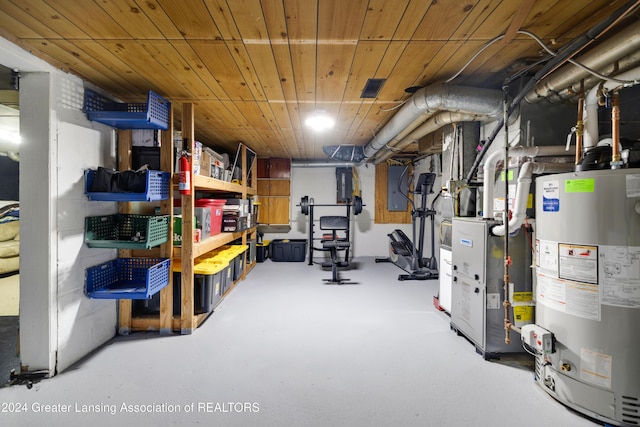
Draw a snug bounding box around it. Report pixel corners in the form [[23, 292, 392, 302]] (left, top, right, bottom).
[[222, 215, 247, 232], [200, 150, 212, 177], [173, 215, 201, 246], [224, 199, 250, 217]]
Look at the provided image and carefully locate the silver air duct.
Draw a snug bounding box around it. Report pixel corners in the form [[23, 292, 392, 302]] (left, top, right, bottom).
[[372, 112, 493, 164], [525, 22, 640, 103], [361, 83, 503, 162]]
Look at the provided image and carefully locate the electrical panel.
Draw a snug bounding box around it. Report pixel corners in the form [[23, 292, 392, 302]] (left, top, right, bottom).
[[336, 167, 353, 203], [387, 165, 408, 211]]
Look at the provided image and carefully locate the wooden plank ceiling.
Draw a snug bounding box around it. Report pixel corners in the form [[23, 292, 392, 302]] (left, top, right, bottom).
[[0, 0, 631, 160]]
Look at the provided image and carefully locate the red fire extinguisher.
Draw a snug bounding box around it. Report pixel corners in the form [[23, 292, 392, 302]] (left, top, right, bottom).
[[178, 150, 191, 195]]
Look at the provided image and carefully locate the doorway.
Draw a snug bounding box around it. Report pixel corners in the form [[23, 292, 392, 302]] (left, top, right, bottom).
[[0, 63, 21, 386]]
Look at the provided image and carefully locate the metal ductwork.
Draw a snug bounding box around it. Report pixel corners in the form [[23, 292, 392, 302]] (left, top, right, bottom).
[[372, 111, 493, 164], [361, 83, 504, 162], [292, 160, 356, 168], [525, 22, 640, 103]]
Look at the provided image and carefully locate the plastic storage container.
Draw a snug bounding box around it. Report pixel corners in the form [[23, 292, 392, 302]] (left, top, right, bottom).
[[84, 214, 169, 249], [270, 239, 307, 262], [256, 240, 270, 262], [85, 258, 170, 299], [195, 199, 226, 237], [134, 259, 226, 315], [83, 89, 171, 130], [197, 252, 234, 295], [84, 169, 170, 202], [172, 259, 226, 314]]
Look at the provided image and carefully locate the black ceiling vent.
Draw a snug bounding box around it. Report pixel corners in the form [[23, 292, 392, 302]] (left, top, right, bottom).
[[361, 78, 386, 98]]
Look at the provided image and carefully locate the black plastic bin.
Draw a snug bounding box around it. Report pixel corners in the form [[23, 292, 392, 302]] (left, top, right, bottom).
[[271, 239, 307, 262], [256, 240, 270, 262]]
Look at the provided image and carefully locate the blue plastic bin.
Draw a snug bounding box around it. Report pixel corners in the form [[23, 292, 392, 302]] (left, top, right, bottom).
[[84, 169, 170, 202], [85, 258, 170, 300], [83, 89, 170, 130]]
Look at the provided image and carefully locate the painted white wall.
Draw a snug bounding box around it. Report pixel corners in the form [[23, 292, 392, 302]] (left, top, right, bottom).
[[262, 158, 443, 262], [54, 77, 118, 372], [2, 35, 118, 374]]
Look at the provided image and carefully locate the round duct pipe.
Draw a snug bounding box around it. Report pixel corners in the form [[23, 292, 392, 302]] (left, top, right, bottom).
[[525, 21, 640, 103], [361, 83, 503, 162], [292, 160, 356, 168]]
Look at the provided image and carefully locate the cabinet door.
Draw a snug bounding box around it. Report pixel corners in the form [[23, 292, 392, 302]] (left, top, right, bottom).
[[268, 179, 290, 196], [257, 180, 270, 195], [258, 198, 271, 224], [268, 158, 291, 178], [267, 197, 290, 224], [257, 159, 269, 178]]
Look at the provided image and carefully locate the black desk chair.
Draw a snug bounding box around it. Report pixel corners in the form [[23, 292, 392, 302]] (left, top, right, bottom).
[[320, 216, 351, 284]]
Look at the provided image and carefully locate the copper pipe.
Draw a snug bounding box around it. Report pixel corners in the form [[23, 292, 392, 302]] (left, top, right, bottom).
[[612, 89, 621, 166], [575, 81, 585, 165], [503, 277, 512, 344]]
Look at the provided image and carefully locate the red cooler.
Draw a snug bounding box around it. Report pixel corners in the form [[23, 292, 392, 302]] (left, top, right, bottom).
[[195, 199, 226, 236]]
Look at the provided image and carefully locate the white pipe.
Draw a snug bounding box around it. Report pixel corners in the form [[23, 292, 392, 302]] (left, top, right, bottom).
[[482, 145, 570, 220], [491, 161, 573, 236], [583, 65, 640, 149]]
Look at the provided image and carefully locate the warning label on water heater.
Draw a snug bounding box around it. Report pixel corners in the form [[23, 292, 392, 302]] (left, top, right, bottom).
[[542, 180, 559, 212], [580, 348, 612, 389], [600, 245, 640, 308], [558, 244, 598, 284]]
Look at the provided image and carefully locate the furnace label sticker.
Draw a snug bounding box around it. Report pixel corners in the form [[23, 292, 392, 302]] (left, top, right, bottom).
[[600, 245, 640, 308], [626, 174, 640, 197], [542, 180, 559, 212], [580, 348, 612, 389], [558, 244, 598, 284]]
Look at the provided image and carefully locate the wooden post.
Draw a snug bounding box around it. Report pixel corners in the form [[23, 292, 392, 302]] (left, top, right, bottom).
[[159, 107, 174, 334], [181, 103, 196, 334], [117, 130, 133, 335]]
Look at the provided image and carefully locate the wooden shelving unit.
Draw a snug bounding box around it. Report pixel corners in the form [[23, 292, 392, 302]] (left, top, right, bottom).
[[117, 102, 257, 335]]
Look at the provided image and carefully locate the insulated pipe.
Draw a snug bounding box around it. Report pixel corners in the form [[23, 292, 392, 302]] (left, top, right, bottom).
[[372, 111, 492, 164], [525, 22, 640, 103], [362, 83, 503, 162], [545, 48, 640, 103], [491, 161, 574, 236], [482, 145, 570, 220], [465, 0, 640, 185]]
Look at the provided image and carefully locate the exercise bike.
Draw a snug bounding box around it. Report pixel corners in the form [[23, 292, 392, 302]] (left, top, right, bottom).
[[377, 171, 440, 281]]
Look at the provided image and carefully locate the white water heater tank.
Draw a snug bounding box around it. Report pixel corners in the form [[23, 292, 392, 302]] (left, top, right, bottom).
[[534, 169, 640, 426]]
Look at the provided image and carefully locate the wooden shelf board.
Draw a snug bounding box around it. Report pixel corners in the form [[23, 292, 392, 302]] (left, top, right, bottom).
[[172, 174, 255, 195]]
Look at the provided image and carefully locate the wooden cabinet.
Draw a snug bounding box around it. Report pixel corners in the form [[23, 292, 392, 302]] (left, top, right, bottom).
[[257, 158, 291, 179], [257, 158, 291, 225]]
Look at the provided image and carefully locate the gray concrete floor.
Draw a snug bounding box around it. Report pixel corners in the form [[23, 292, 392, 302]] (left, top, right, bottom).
[[0, 316, 19, 386], [0, 258, 597, 427]]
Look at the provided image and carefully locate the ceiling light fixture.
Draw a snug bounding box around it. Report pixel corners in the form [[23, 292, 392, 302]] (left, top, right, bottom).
[[305, 110, 335, 132]]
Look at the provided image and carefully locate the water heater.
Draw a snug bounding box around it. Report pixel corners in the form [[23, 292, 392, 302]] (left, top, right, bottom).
[[534, 169, 640, 426]]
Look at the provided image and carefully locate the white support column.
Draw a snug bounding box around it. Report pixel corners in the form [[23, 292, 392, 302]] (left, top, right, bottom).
[[19, 72, 58, 374]]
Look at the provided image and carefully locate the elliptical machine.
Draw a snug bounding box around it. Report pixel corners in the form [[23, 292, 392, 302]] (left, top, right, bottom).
[[377, 171, 440, 281]]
